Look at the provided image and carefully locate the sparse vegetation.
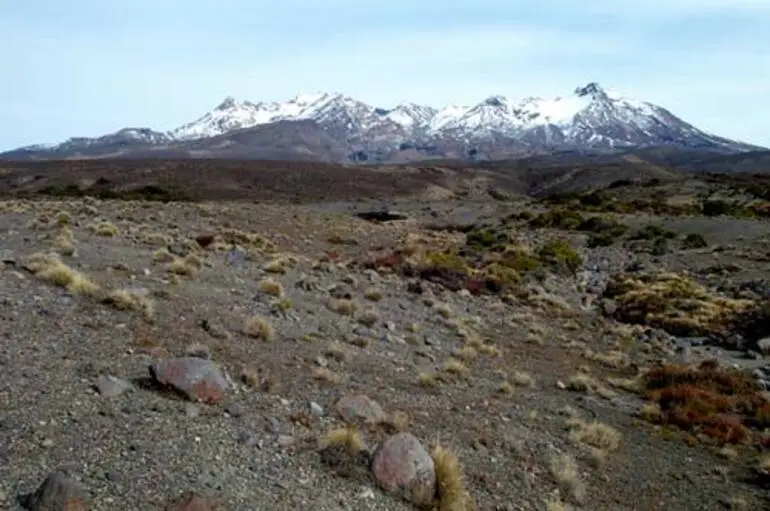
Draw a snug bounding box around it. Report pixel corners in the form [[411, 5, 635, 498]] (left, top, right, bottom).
[[603, 272, 755, 337], [640, 360, 770, 445], [244, 315, 275, 341]]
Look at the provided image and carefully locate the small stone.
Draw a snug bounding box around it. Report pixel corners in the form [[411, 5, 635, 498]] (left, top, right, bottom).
[[757, 338, 770, 355], [266, 416, 282, 434], [95, 375, 133, 398], [371, 432, 436, 507], [225, 402, 245, 418], [149, 357, 229, 404], [601, 299, 617, 316], [335, 394, 386, 425], [185, 403, 201, 418], [24, 470, 88, 511], [164, 491, 222, 511], [309, 401, 324, 417], [277, 435, 294, 447]]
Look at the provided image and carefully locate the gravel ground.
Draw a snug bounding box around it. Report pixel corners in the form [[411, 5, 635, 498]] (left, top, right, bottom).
[[1, 197, 769, 510]]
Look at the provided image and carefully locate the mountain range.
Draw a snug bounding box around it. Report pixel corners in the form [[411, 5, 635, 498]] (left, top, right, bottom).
[[2, 82, 764, 163]]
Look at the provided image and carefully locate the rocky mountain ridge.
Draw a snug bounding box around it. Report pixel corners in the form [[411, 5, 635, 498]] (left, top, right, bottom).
[[3, 82, 764, 163]]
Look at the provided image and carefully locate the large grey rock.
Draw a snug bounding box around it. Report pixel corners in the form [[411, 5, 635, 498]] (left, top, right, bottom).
[[25, 470, 88, 511], [149, 357, 229, 404], [371, 432, 436, 506], [335, 394, 386, 425]]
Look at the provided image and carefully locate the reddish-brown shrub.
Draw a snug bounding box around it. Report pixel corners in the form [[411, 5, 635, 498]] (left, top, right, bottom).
[[641, 360, 768, 445]]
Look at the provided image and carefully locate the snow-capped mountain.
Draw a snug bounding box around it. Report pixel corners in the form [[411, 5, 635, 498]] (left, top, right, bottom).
[[3, 82, 763, 162]]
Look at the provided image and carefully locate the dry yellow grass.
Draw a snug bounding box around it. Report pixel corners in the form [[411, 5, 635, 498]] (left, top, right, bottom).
[[497, 381, 515, 395], [324, 341, 349, 363], [52, 226, 76, 256], [103, 289, 155, 321], [263, 256, 290, 274], [565, 373, 616, 399], [565, 417, 623, 452], [443, 358, 469, 377], [511, 370, 535, 388], [168, 254, 203, 277], [431, 443, 474, 511], [604, 272, 755, 336], [258, 277, 284, 297], [312, 367, 342, 384], [435, 303, 454, 319], [243, 315, 275, 341], [152, 248, 176, 263], [329, 298, 357, 316], [549, 453, 586, 504], [24, 253, 100, 296], [54, 210, 72, 226], [363, 286, 384, 301], [419, 371, 443, 388], [142, 232, 171, 246], [452, 345, 478, 362], [318, 426, 364, 453], [356, 308, 381, 327], [92, 221, 119, 237]]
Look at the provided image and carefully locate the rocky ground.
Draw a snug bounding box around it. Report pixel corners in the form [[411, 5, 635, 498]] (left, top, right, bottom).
[[1, 193, 770, 511]]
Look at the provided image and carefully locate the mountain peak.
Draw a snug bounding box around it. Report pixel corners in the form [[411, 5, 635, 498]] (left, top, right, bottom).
[[574, 82, 608, 99], [482, 95, 508, 107], [215, 96, 239, 110]]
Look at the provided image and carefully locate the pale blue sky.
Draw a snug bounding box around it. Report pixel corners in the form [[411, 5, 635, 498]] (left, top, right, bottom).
[[2, 0, 768, 150]]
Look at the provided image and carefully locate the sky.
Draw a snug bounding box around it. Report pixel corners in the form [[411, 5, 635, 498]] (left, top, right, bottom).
[[2, 0, 769, 150]]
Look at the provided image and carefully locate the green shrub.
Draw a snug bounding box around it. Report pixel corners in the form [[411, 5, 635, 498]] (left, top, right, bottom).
[[538, 239, 583, 275], [630, 224, 677, 241], [682, 233, 708, 250]]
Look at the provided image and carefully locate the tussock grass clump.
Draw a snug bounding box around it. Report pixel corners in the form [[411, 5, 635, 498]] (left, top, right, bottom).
[[92, 221, 119, 237], [442, 358, 469, 377], [168, 254, 203, 277], [431, 443, 474, 511], [313, 367, 342, 384], [52, 225, 76, 256], [356, 308, 381, 327], [318, 426, 364, 453], [142, 232, 171, 246], [363, 286, 384, 301], [271, 297, 292, 312], [317, 426, 370, 478], [220, 228, 276, 252], [329, 298, 357, 316], [263, 256, 290, 274], [549, 453, 586, 504], [258, 277, 284, 297], [103, 289, 155, 321], [603, 272, 755, 337], [24, 252, 100, 296], [324, 341, 350, 363], [244, 315, 275, 341], [511, 370, 535, 388], [152, 248, 176, 263], [641, 360, 770, 445], [565, 417, 622, 452], [419, 371, 444, 388], [54, 210, 72, 226]]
